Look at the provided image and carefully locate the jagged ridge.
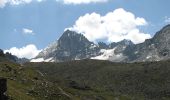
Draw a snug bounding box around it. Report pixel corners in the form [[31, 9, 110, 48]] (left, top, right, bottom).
[[34, 24, 170, 62]]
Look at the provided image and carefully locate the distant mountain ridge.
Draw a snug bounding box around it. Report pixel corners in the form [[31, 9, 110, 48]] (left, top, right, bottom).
[[124, 24, 170, 62], [0, 49, 28, 63], [33, 30, 133, 62], [33, 24, 170, 62], [35, 30, 101, 62]]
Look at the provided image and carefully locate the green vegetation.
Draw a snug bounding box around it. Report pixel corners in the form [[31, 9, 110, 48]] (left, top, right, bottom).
[[1, 59, 170, 100], [0, 61, 72, 100]]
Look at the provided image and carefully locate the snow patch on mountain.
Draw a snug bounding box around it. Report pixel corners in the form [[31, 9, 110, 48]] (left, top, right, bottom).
[[31, 57, 54, 62], [91, 48, 125, 61], [31, 58, 44, 62]]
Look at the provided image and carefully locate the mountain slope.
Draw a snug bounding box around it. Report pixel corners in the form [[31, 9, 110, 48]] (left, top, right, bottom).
[[92, 39, 134, 62], [35, 30, 100, 62], [1, 57, 170, 100], [34, 30, 133, 62], [0, 60, 77, 100], [34, 24, 170, 62], [26, 59, 170, 100], [124, 24, 170, 62]]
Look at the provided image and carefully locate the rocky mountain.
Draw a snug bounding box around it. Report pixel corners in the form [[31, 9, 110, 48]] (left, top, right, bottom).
[[34, 30, 101, 62], [92, 39, 134, 62], [34, 30, 133, 62], [124, 24, 170, 62], [34, 24, 170, 62]]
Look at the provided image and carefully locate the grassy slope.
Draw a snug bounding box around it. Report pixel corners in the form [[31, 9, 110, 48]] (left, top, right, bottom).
[[1, 59, 170, 100], [25, 59, 170, 100], [0, 61, 74, 100]]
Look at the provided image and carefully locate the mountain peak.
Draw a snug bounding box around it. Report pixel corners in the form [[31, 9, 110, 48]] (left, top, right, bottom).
[[35, 25, 170, 62], [124, 24, 170, 62], [58, 30, 92, 48], [35, 30, 100, 62], [118, 39, 134, 45], [109, 39, 133, 49], [59, 30, 90, 44], [62, 30, 78, 37]]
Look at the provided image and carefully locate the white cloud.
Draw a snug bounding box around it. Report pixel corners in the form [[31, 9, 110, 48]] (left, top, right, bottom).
[[68, 8, 151, 44], [37, 0, 43, 2], [57, 0, 108, 5], [0, 0, 8, 8], [22, 28, 34, 35], [0, 0, 107, 7], [5, 44, 41, 59], [0, 0, 43, 8], [10, 0, 32, 5]]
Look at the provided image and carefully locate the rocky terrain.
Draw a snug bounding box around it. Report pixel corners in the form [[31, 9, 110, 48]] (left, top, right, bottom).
[[1, 24, 170, 100], [33, 30, 134, 62], [34, 24, 170, 63], [1, 47, 170, 99], [35, 30, 101, 62], [124, 25, 170, 62]]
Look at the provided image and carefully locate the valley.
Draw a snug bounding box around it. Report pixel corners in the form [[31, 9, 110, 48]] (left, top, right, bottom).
[[1, 1, 170, 100]]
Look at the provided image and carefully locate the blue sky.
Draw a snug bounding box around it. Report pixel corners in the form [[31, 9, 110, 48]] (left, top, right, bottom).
[[1, 0, 170, 58]]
